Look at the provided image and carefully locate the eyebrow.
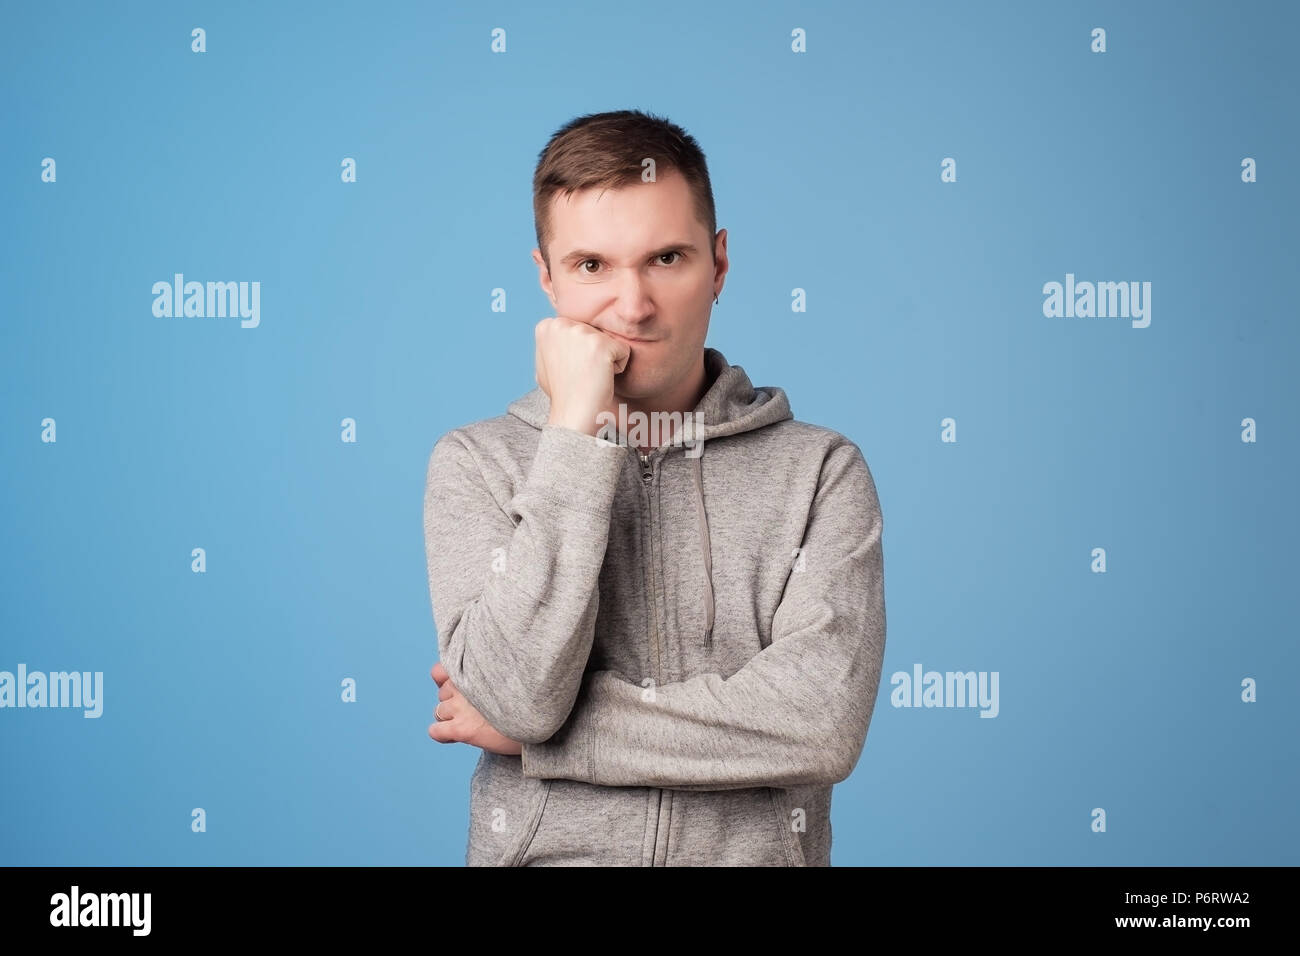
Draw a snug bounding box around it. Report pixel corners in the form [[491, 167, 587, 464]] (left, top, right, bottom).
[[559, 242, 700, 267]]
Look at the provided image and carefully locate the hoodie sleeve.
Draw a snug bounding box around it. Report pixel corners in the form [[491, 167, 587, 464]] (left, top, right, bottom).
[[424, 424, 627, 745], [518, 439, 886, 790]]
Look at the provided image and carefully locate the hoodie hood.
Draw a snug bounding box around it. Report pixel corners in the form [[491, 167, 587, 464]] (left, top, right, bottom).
[[505, 347, 791, 439], [506, 346, 793, 647]]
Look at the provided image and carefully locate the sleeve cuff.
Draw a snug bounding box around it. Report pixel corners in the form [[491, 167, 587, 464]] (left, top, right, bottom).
[[520, 690, 598, 783], [522, 424, 627, 518]]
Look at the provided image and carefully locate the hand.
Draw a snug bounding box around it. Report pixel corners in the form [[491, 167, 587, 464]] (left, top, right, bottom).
[[428, 661, 523, 756], [534, 315, 631, 435]]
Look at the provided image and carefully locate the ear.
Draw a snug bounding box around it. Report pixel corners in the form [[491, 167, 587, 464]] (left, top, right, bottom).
[[712, 228, 730, 299], [532, 248, 558, 308]]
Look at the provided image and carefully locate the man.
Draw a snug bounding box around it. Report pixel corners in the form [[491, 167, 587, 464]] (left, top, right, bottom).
[[424, 109, 886, 866]]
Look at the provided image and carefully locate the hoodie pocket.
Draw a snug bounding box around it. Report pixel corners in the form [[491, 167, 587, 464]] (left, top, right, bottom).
[[515, 778, 655, 866], [662, 786, 803, 866], [767, 788, 808, 867], [504, 780, 551, 866], [464, 751, 549, 867]]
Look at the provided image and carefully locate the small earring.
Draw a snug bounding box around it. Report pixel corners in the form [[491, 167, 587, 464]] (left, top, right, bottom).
[[714, 294, 720, 304]]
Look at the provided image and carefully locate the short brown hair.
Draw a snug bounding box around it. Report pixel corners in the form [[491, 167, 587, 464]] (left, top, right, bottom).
[[532, 109, 717, 272]]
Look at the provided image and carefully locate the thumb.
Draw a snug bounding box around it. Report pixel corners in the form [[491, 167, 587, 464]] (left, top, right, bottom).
[[610, 340, 631, 374]]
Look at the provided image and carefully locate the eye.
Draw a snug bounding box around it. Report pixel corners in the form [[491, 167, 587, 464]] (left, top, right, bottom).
[[656, 251, 681, 265], [580, 259, 601, 274]]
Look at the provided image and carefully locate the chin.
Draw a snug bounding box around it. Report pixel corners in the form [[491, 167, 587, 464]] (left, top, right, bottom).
[[625, 347, 686, 383], [614, 365, 662, 398]]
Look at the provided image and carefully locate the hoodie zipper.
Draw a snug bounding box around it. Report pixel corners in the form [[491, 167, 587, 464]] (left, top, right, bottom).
[[638, 451, 662, 688], [638, 449, 668, 865]]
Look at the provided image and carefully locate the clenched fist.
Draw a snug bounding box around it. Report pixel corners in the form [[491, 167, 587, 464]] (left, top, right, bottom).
[[534, 316, 631, 436]]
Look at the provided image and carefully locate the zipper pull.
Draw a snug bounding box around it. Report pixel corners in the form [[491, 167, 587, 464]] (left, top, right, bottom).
[[640, 452, 652, 481]]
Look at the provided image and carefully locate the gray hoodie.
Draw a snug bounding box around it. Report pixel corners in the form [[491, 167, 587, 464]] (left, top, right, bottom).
[[423, 347, 886, 865]]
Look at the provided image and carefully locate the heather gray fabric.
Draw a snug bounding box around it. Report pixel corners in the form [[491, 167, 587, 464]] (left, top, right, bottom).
[[423, 347, 886, 866]]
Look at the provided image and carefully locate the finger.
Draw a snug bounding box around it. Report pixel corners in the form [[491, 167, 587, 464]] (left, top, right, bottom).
[[612, 349, 630, 375], [431, 661, 449, 685], [606, 337, 632, 374], [438, 683, 455, 702], [429, 721, 459, 743]]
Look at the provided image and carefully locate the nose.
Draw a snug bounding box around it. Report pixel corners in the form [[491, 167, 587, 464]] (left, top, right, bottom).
[[609, 268, 654, 325]]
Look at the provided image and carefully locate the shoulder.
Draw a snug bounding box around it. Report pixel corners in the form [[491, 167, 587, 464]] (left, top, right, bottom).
[[759, 419, 883, 519], [762, 418, 878, 471], [424, 413, 543, 511], [428, 411, 536, 466]]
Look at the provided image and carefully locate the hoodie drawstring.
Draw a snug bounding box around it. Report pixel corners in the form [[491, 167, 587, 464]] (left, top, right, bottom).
[[690, 450, 715, 648]]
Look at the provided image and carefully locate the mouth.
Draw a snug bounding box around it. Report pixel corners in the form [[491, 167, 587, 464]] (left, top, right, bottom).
[[604, 330, 655, 344]]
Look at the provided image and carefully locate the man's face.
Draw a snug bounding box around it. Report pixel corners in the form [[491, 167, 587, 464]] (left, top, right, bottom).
[[532, 169, 727, 403]]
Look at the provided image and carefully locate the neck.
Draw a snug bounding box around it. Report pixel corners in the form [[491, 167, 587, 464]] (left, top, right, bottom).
[[608, 353, 710, 453]]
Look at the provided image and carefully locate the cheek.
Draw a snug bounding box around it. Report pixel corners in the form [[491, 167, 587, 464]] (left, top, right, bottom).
[[558, 278, 593, 297], [552, 284, 603, 318]]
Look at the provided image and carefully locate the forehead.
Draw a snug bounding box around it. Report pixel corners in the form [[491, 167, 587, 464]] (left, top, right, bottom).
[[548, 171, 702, 251]]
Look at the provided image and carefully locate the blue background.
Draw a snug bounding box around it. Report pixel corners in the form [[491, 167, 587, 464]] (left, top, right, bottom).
[[2, 0, 1296, 865]]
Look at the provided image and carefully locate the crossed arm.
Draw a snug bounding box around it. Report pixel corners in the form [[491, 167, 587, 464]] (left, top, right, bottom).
[[424, 427, 886, 791]]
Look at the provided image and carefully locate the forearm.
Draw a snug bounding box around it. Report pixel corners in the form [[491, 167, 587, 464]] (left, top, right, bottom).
[[521, 637, 880, 791], [520, 440, 886, 788], [425, 425, 626, 743]]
